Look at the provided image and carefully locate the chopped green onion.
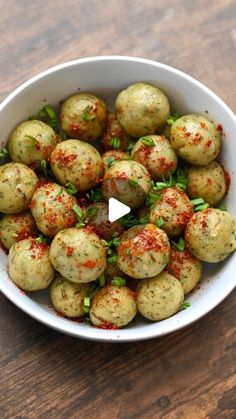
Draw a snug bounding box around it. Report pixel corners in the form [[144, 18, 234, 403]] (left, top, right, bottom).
[[86, 206, 99, 218], [175, 168, 188, 188], [73, 205, 84, 220], [156, 217, 164, 228], [88, 283, 97, 297], [36, 234, 48, 244], [107, 157, 116, 167], [111, 277, 126, 287], [176, 183, 187, 191], [98, 273, 105, 287], [126, 140, 136, 153], [82, 106, 96, 121], [86, 188, 103, 202], [146, 192, 161, 207], [166, 112, 181, 126], [119, 213, 137, 227], [24, 135, 38, 147], [140, 136, 155, 147], [43, 104, 57, 120], [109, 237, 120, 248], [76, 222, 86, 228], [129, 179, 139, 188], [39, 160, 47, 177], [171, 238, 185, 252], [101, 239, 109, 247], [57, 188, 63, 196], [194, 203, 209, 211], [138, 215, 149, 224], [83, 296, 91, 313], [107, 255, 117, 264], [109, 137, 120, 150], [181, 301, 191, 309], [28, 104, 60, 132], [125, 248, 131, 255], [190, 198, 205, 206], [65, 182, 78, 195], [153, 182, 167, 191], [0, 147, 9, 158]]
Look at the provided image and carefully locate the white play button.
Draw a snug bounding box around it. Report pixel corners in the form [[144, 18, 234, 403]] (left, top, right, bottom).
[[108, 198, 131, 222]]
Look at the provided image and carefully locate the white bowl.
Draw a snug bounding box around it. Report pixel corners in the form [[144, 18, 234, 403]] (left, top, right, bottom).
[[0, 56, 235, 342]]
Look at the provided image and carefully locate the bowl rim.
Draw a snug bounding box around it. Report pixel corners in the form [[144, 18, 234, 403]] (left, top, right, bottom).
[[0, 55, 236, 342]]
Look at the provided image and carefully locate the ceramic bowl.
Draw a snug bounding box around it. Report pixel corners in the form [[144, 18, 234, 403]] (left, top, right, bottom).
[[0, 56, 235, 342]]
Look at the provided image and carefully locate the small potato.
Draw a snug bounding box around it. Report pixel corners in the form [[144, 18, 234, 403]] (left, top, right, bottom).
[[50, 139, 104, 191], [102, 112, 130, 151], [170, 114, 221, 165], [50, 274, 89, 317], [137, 272, 184, 321], [60, 93, 107, 141], [0, 211, 38, 249], [0, 163, 38, 213], [166, 247, 202, 295], [186, 161, 226, 205], [49, 227, 106, 283], [90, 284, 137, 328], [102, 160, 151, 209], [131, 135, 177, 180], [115, 82, 170, 137], [31, 182, 77, 237], [102, 150, 130, 172], [117, 224, 170, 279], [185, 208, 236, 262], [150, 187, 193, 237], [8, 237, 55, 291], [86, 202, 124, 241], [8, 120, 58, 167]]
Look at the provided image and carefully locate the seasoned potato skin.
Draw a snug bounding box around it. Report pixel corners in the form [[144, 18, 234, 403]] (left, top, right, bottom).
[[86, 202, 124, 241], [102, 112, 130, 151], [90, 284, 137, 328], [50, 274, 89, 317], [60, 93, 107, 141], [102, 160, 151, 209], [50, 139, 104, 191], [8, 120, 58, 168], [115, 82, 170, 137], [166, 248, 202, 294], [185, 208, 236, 262], [186, 161, 226, 205], [49, 227, 107, 283], [31, 182, 77, 237], [131, 135, 177, 180], [170, 114, 221, 165], [149, 187, 193, 237], [0, 211, 38, 249], [117, 224, 170, 279], [102, 150, 130, 172], [137, 272, 184, 321], [0, 163, 38, 213], [8, 237, 55, 291]]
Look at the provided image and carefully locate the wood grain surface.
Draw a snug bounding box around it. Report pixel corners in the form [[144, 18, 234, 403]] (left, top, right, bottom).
[[0, 1, 236, 418]]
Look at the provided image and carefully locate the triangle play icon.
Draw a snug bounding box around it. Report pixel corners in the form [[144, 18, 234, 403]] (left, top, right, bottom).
[[108, 197, 131, 222]]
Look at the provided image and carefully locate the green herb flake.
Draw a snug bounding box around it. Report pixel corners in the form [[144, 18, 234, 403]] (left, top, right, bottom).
[[98, 273, 105, 287], [171, 237, 185, 252], [36, 234, 48, 244], [129, 179, 139, 188], [82, 106, 96, 121], [0, 147, 9, 158], [86, 206, 99, 218], [109, 137, 121, 150], [146, 192, 161, 208], [86, 188, 103, 203], [73, 205, 84, 220], [140, 136, 155, 147], [194, 203, 209, 212], [83, 296, 91, 313], [190, 198, 205, 206], [107, 255, 117, 264], [24, 135, 38, 147], [181, 301, 191, 310], [156, 217, 164, 228], [76, 222, 86, 228], [125, 248, 131, 255], [166, 112, 181, 126], [126, 140, 136, 153], [101, 239, 109, 247], [138, 215, 149, 224], [43, 104, 57, 120], [107, 157, 116, 167], [111, 277, 126, 287], [65, 182, 78, 195]]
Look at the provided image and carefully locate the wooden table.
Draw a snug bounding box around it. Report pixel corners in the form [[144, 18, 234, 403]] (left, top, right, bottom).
[[0, 1, 235, 417]]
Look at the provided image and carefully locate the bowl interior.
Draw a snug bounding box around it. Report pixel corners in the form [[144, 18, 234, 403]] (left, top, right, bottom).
[[0, 56, 236, 342]]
